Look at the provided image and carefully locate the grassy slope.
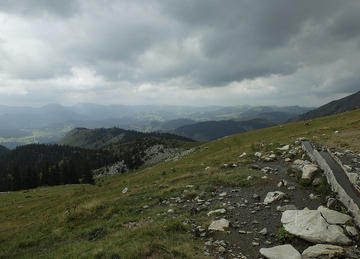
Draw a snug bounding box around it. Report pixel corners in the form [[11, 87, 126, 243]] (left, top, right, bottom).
[[1, 110, 359, 258]]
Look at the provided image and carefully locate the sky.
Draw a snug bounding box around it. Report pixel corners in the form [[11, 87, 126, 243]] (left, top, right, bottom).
[[0, 0, 359, 107]]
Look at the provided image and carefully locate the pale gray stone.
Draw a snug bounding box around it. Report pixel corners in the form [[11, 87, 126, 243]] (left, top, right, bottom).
[[260, 244, 301, 259]]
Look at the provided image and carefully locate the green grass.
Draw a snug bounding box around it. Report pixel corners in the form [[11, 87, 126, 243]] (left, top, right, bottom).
[[1, 110, 360, 258]]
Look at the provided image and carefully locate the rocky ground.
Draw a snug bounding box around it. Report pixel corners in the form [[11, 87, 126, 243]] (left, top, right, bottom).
[[152, 141, 360, 258]]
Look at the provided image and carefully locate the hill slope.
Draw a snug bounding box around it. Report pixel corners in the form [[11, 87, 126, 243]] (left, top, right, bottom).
[[291, 90, 360, 121], [1, 110, 360, 258], [174, 118, 276, 141], [58, 127, 194, 149]]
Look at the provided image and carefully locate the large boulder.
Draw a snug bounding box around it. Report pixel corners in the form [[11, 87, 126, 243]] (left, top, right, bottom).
[[263, 191, 286, 205], [302, 244, 345, 258], [259, 244, 301, 259], [281, 210, 352, 245], [208, 218, 230, 231]]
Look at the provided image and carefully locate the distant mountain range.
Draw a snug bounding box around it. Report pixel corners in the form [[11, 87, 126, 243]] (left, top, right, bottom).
[[291, 90, 360, 122], [0, 104, 312, 148], [173, 119, 276, 141]]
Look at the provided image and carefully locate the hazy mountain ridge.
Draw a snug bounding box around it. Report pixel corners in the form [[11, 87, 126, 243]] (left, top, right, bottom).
[[0, 104, 312, 149], [58, 127, 194, 149], [173, 118, 277, 141], [291, 90, 360, 122]]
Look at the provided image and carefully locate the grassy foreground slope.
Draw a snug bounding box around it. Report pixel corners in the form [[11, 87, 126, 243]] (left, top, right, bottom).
[[0, 110, 359, 258]]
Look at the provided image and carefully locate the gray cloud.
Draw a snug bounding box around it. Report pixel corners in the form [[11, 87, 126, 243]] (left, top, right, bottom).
[[0, 0, 79, 17], [0, 0, 359, 106]]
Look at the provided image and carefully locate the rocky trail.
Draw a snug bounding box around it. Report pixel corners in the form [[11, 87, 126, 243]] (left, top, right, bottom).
[[154, 140, 360, 258]]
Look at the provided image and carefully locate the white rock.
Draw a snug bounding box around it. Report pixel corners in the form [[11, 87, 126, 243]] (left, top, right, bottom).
[[285, 158, 291, 162], [239, 152, 247, 158], [208, 218, 230, 231], [281, 209, 352, 245], [278, 144, 290, 151], [207, 208, 226, 216], [317, 206, 352, 225], [269, 154, 276, 159], [255, 152, 262, 158], [302, 244, 345, 258], [259, 227, 268, 235], [263, 191, 286, 205], [309, 193, 319, 200], [205, 166, 211, 170], [219, 192, 227, 197], [167, 209, 174, 213], [259, 244, 301, 259], [301, 164, 318, 179], [122, 187, 128, 194]]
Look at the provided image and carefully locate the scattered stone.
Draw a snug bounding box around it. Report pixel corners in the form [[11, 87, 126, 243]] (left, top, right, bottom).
[[143, 205, 149, 209], [219, 192, 227, 197], [301, 164, 318, 179], [208, 219, 230, 232], [263, 191, 286, 205], [259, 228, 268, 235], [247, 175, 253, 181], [302, 244, 345, 258], [253, 194, 260, 200], [167, 209, 174, 214], [252, 242, 260, 246], [239, 152, 247, 158], [205, 166, 211, 170], [287, 186, 296, 190], [207, 208, 226, 216], [269, 154, 277, 159], [285, 158, 291, 162], [122, 187, 128, 194], [309, 193, 319, 200], [255, 152, 262, 158], [259, 244, 301, 259], [281, 209, 352, 245], [278, 145, 290, 151], [218, 246, 226, 253]]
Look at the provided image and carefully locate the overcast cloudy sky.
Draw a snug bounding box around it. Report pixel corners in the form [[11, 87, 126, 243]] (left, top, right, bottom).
[[0, 0, 359, 107]]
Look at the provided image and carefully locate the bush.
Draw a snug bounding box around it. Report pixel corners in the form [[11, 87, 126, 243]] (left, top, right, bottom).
[[276, 226, 294, 243]]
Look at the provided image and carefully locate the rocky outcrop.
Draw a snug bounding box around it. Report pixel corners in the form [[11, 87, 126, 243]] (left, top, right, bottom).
[[259, 244, 301, 259]]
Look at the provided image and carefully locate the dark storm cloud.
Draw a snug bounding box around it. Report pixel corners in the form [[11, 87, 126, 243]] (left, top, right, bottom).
[[0, 0, 359, 106]]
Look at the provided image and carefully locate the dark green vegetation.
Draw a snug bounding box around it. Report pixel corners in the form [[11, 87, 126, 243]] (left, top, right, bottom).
[[58, 127, 193, 149], [291, 90, 360, 122], [0, 145, 9, 156], [0, 129, 195, 192], [0, 144, 115, 191], [174, 118, 276, 141], [1, 110, 359, 258]]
